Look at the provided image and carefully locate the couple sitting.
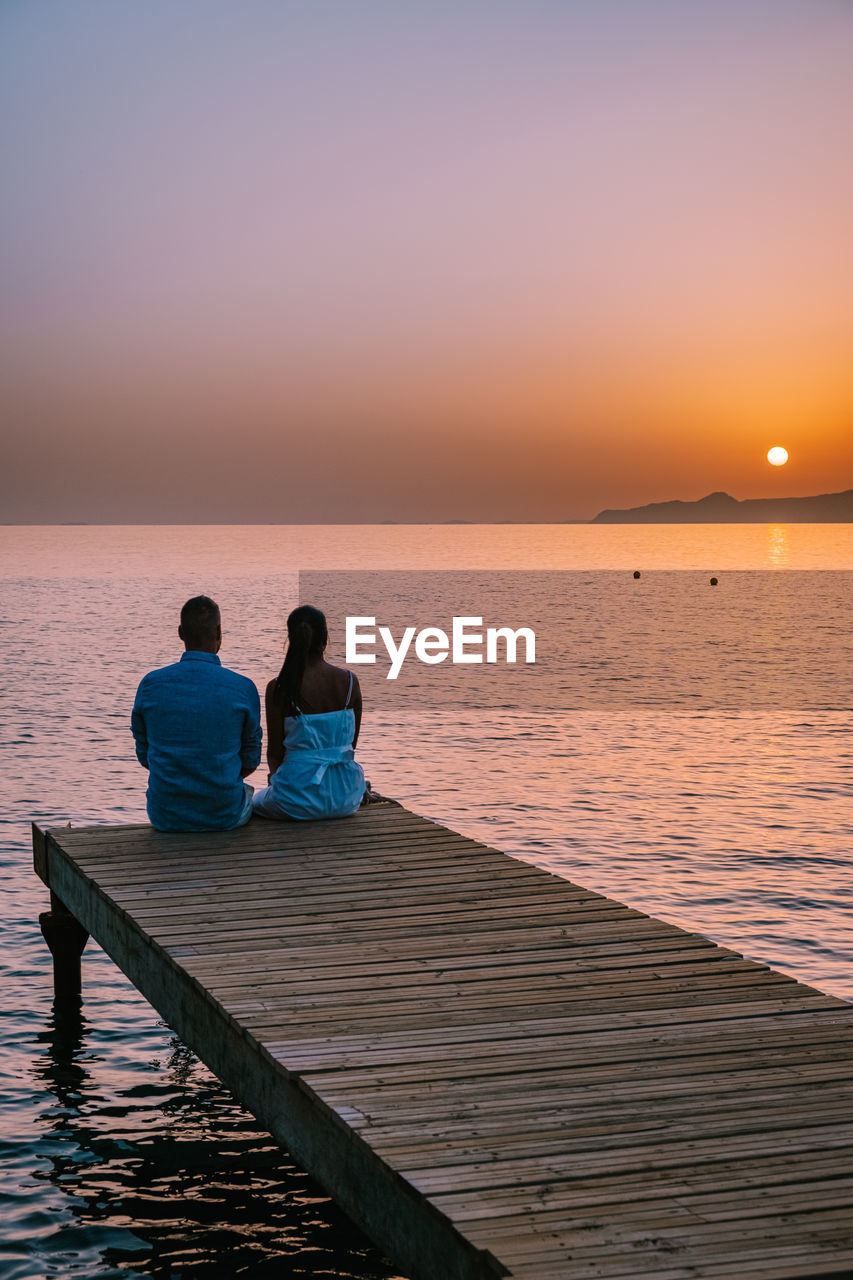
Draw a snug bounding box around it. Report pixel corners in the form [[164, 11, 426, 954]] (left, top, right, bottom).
[[131, 595, 365, 833]]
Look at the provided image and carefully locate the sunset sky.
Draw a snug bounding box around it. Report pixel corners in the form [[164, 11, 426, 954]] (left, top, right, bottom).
[[1, 1, 851, 522]]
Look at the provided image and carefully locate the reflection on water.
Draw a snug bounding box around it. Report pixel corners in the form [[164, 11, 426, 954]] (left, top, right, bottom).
[[21, 997, 404, 1279], [2, 524, 851, 1278], [766, 523, 790, 567]]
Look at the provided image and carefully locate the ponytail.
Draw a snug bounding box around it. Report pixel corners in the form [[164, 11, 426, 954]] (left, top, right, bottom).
[[273, 605, 328, 715]]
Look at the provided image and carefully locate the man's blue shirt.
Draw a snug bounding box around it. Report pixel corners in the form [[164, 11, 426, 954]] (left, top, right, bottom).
[[131, 651, 262, 832]]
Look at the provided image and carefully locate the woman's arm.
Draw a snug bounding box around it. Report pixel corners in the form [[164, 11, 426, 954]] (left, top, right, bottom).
[[350, 673, 362, 750], [265, 679, 284, 781]]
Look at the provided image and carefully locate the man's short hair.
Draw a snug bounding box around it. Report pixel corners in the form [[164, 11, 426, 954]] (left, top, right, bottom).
[[180, 595, 221, 648]]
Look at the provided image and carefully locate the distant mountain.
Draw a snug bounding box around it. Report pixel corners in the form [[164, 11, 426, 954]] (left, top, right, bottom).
[[591, 489, 853, 523]]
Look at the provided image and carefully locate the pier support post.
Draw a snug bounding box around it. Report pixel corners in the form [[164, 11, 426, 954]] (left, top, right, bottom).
[[40, 891, 89, 999]]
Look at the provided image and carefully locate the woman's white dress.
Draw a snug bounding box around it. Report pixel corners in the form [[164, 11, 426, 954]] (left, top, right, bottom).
[[252, 675, 365, 821]]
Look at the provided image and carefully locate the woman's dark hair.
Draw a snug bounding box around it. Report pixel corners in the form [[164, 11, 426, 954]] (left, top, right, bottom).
[[273, 605, 328, 714]]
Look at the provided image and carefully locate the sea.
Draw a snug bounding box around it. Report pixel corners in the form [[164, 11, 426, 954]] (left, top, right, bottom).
[[1, 522, 851, 1279]]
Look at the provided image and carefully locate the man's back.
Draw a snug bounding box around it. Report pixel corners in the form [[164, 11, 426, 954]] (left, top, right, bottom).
[[132, 649, 262, 832]]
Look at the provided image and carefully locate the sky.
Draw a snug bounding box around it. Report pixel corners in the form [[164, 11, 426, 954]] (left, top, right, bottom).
[[1, 0, 851, 522]]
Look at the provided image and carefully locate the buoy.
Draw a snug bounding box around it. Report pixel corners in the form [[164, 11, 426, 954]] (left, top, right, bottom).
[[710, 577, 718, 586], [633, 570, 641, 579]]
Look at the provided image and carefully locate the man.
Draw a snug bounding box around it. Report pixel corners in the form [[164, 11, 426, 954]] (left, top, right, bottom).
[[131, 595, 262, 831]]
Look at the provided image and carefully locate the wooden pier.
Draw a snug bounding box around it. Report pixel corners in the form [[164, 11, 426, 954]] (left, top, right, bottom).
[[34, 805, 853, 1280]]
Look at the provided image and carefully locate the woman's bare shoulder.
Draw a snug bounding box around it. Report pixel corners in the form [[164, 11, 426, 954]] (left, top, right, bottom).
[[325, 661, 355, 681], [325, 662, 360, 698]]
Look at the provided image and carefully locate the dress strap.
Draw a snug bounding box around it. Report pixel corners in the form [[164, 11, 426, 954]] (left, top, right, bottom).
[[344, 670, 354, 709]]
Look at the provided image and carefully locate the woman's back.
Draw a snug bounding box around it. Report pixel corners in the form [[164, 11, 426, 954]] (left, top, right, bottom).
[[292, 662, 353, 717]]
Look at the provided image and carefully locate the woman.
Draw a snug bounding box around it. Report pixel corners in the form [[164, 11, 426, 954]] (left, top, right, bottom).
[[252, 605, 366, 821]]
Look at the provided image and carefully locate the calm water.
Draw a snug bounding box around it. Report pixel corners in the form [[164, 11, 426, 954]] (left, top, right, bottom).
[[1, 523, 851, 1279]]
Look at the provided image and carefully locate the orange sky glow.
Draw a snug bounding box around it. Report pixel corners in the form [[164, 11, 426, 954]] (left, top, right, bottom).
[[1, 1, 851, 522]]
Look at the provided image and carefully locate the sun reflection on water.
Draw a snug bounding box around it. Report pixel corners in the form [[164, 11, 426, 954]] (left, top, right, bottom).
[[766, 524, 790, 567]]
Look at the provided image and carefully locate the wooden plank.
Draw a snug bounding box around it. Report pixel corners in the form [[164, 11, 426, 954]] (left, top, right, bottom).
[[168, 919, 696, 962], [192, 957, 768, 1001], [241, 990, 837, 1041], [170, 938, 736, 973], [365, 1107, 853, 1169], [429, 1148, 853, 1219], [109, 886, 624, 927], [93, 859, 551, 901], [262, 1016, 853, 1071], [145, 914, 708, 949], [75, 835, 509, 877], [457, 1175, 853, 1233]]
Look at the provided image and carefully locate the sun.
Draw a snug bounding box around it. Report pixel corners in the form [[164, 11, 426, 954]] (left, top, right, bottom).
[[767, 446, 789, 466]]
